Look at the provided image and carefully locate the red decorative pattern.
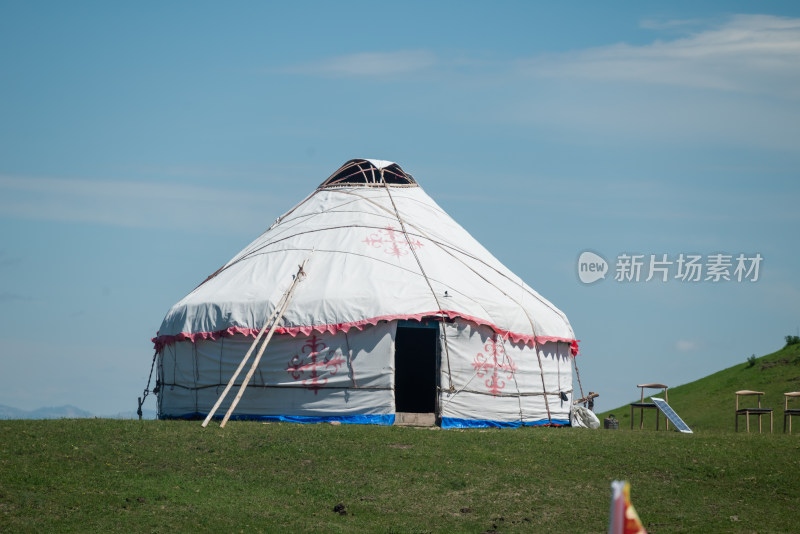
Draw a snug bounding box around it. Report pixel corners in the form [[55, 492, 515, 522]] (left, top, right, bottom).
[[286, 335, 346, 394], [363, 226, 423, 257], [153, 312, 580, 356], [472, 335, 517, 396]]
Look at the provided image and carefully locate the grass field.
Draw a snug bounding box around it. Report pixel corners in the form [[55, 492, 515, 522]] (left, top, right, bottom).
[[2, 420, 798, 532], [1, 343, 799, 533]]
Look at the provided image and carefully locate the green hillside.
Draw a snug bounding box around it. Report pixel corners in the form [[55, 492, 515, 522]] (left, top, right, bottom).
[[599, 340, 800, 433]]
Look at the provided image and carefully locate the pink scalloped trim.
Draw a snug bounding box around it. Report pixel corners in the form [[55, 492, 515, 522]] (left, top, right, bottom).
[[152, 310, 579, 356]]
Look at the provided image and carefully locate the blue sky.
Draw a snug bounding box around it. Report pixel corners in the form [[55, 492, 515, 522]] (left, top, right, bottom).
[[1, 2, 798, 417]]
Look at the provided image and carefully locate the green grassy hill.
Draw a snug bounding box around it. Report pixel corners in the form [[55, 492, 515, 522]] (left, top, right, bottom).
[[599, 341, 800, 433]]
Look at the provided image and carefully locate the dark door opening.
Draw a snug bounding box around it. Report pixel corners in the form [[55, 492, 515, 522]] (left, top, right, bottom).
[[394, 325, 438, 413]]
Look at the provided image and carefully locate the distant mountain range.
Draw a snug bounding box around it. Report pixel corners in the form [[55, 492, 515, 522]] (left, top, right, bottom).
[[0, 404, 157, 420]]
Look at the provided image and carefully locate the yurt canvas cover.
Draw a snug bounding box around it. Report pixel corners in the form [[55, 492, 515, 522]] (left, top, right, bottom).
[[152, 159, 579, 428]]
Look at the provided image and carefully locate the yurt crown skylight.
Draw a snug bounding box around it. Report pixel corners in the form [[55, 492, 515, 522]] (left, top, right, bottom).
[[318, 158, 418, 188]]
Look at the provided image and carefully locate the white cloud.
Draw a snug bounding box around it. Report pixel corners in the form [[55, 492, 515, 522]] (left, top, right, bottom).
[[284, 15, 800, 98], [639, 18, 704, 31], [287, 50, 436, 77], [0, 175, 285, 234], [519, 14, 800, 99], [676, 340, 699, 352], [490, 14, 800, 151], [282, 16, 800, 150]]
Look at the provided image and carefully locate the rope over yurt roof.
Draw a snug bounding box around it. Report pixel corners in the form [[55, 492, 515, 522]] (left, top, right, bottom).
[[153, 158, 577, 356]]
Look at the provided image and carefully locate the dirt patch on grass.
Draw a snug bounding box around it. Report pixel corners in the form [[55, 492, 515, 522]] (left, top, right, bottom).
[[761, 358, 790, 370]]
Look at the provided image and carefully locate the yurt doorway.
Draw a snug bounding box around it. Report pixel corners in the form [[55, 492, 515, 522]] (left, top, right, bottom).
[[394, 322, 439, 414]]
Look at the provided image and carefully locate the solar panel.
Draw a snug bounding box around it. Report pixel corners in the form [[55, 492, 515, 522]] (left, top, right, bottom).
[[650, 397, 693, 433]]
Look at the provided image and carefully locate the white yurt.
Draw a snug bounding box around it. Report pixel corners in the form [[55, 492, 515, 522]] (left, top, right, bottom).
[[150, 159, 580, 428]]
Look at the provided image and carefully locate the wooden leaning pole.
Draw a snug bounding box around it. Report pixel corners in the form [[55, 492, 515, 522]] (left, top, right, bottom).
[[201, 254, 312, 428]]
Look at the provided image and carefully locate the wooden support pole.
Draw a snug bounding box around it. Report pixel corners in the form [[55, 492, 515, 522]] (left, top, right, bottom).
[[201, 294, 288, 428], [219, 256, 311, 428], [219, 283, 296, 427], [573, 392, 599, 405]]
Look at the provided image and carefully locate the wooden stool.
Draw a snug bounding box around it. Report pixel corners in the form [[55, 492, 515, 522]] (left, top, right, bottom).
[[784, 392, 800, 434], [735, 390, 772, 433], [630, 383, 669, 430]]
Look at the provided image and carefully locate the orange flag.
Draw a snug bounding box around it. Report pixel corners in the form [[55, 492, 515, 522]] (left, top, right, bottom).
[[609, 481, 647, 534]]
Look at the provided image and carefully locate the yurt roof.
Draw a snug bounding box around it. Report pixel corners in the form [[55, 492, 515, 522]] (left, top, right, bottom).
[[153, 159, 577, 354]]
